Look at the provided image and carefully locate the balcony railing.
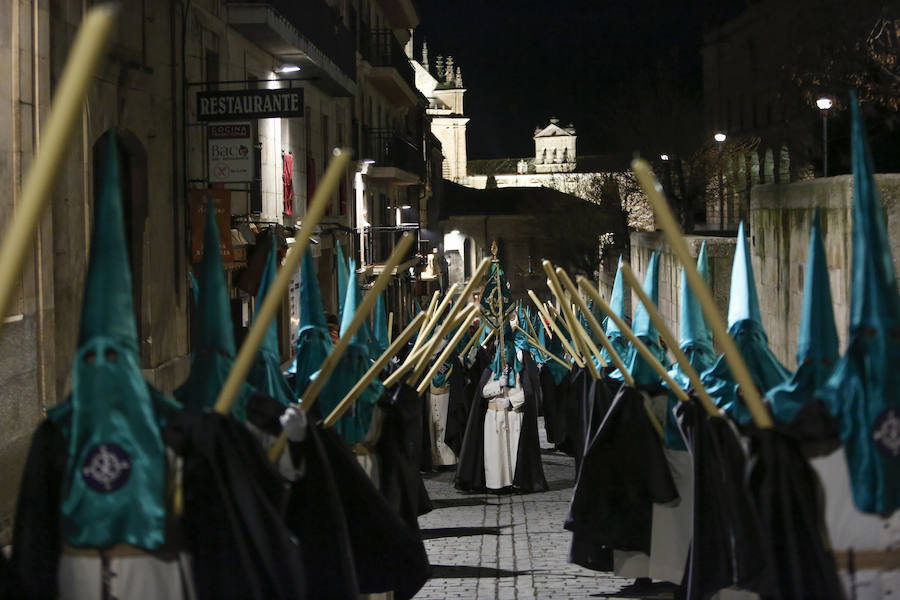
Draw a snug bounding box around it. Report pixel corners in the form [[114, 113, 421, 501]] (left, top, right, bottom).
[[368, 29, 416, 93], [226, 0, 357, 81], [364, 226, 419, 267], [363, 128, 424, 179]]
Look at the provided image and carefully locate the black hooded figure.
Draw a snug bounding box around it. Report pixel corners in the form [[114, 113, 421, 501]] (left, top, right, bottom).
[[455, 331, 547, 493]]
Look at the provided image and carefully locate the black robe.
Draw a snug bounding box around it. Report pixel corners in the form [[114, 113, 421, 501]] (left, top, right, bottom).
[[314, 426, 430, 600], [6, 408, 306, 600], [164, 410, 307, 600], [745, 426, 842, 600], [674, 401, 766, 600], [454, 353, 548, 493], [443, 356, 470, 457], [376, 385, 433, 530], [566, 385, 677, 555]]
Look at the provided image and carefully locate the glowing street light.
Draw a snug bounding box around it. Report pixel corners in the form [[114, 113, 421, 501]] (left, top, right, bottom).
[[660, 154, 669, 161], [817, 97, 833, 176], [714, 132, 727, 143]]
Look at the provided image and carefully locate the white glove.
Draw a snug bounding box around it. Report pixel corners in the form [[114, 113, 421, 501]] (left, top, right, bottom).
[[279, 405, 308, 442]]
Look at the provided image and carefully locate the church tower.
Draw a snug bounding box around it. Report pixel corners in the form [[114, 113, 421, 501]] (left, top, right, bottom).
[[533, 118, 577, 173]]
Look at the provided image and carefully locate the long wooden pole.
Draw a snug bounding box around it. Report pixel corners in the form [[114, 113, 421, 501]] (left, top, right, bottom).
[[578, 276, 690, 402], [268, 233, 415, 460], [513, 324, 570, 370], [0, 6, 116, 331], [526, 290, 584, 368], [621, 263, 719, 416], [387, 311, 394, 344], [216, 149, 350, 414], [415, 305, 479, 394], [409, 290, 441, 356], [545, 278, 606, 372], [323, 311, 425, 428], [410, 258, 491, 383], [458, 321, 485, 359], [555, 268, 634, 386], [631, 158, 772, 428], [542, 262, 602, 379]]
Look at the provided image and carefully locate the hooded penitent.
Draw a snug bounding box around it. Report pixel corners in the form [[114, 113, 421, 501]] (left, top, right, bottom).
[[336, 240, 349, 321], [601, 256, 629, 364], [294, 247, 334, 403], [370, 293, 390, 361], [614, 250, 668, 385], [701, 222, 791, 424], [247, 238, 294, 407], [319, 259, 384, 444], [53, 131, 169, 549], [766, 211, 839, 425], [174, 195, 256, 420], [664, 242, 716, 450], [817, 91, 900, 515]]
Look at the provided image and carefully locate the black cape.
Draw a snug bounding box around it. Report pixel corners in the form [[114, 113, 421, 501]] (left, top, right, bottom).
[[377, 384, 433, 530], [315, 426, 430, 600], [443, 356, 471, 457], [455, 353, 548, 493], [164, 410, 307, 600], [566, 385, 677, 554], [674, 401, 766, 600], [745, 426, 842, 600]]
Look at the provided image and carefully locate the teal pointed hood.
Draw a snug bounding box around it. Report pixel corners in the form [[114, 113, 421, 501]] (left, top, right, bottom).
[[247, 239, 293, 407], [601, 256, 630, 364], [336, 240, 349, 320], [664, 243, 715, 450], [479, 262, 515, 330], [56, 131, 169, 549], [318, 258, 382, 444], [175, 196, 255, 417], [701, 223, 790, 424], [767, 210, 838, 424], [370, 293, 390, 360], [617, 250, 668, 385], [816, 91, 900, 514], [293, 246, 333, 400], [727, 222, 763, 328]]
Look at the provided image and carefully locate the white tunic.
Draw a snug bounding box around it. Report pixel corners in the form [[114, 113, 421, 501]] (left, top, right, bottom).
[[812, 447, 900, 600], [483, 377, 525, 490], [428, 386, 457, 466], [648, 448, 694, 584], [58, 551, 196, 600]]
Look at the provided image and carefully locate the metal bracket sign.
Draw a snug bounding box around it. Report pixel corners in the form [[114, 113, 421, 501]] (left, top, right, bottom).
[[196, 88, 304, 121], [208, 122, 252, 183]]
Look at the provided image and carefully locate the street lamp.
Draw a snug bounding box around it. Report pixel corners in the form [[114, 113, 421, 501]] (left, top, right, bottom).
[[816, 97, 833, 177], [714, 132, 727, 230], [660, 154, 669, 161]]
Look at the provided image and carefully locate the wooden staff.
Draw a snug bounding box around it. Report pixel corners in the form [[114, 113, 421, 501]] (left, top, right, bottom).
[[513, 325, 570, 370], [415, 305, 479, 394], [523, 310, 544, 359], [577, 276, 690, 403], [268, 233, 415, 460], [527, 290, 584, 368], [542, 262, 602, 379], [323, 311, 425, 428], [410, 258, 491, 383], [546, 279, 607, 369], [631, 158, 772, 428], [0, 6, 116, 331], [387, 311, 394, 344], [458, 321, 486, 359], [480, 325, 496, 348], [555, 268, 634, 386], [621, 263, 719, 417], [409, 289, 441, 356], [216, 149, 350, 414]]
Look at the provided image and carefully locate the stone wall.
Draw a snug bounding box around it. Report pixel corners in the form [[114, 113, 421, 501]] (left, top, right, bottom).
[[627, 232, 736, 346], [627, 174, 900, 371], [751, 174, 900, 366]]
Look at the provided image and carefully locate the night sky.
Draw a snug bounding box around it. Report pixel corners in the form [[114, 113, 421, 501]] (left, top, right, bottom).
[[416, 0, 747, 159]]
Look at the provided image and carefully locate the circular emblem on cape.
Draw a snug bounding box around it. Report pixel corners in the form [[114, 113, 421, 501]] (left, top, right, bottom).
[[81, 443, 132, 492], [872, 409, 900, 458]]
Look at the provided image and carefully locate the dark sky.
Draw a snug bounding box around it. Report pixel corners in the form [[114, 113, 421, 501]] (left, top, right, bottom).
[[416, 0, 747, 159]]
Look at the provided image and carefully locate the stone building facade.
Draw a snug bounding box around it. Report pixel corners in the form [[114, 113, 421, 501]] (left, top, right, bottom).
[[0, 0, 435, 544]]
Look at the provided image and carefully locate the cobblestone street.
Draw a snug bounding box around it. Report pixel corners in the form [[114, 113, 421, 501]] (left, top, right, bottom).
[[414, 421, 670, 599]]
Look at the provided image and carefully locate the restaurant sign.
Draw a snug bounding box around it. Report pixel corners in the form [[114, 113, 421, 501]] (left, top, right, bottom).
[[197, 88, 304, 121]]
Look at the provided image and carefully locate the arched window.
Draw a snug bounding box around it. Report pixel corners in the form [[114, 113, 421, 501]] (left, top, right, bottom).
[[93, 130, 149, 365]]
